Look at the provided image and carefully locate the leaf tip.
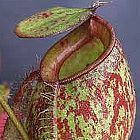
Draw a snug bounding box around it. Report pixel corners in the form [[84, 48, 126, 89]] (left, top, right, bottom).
[[15, 24, 29, 38]]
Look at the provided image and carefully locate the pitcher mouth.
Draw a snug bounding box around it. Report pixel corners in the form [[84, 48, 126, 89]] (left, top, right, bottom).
[[60, 15, 116, 84], [40, 15, 116, 85]]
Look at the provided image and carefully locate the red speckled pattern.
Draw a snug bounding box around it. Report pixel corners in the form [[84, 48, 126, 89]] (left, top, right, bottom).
[[5, 40, 135, 140], [3, 15, 136, 139], [54, 39, 136, 140]]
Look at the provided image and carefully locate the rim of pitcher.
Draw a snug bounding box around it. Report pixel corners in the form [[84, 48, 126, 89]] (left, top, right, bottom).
[[42, 15, 116, 85]]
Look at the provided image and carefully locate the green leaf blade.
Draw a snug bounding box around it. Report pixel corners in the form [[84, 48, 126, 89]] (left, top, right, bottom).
[[15, 7, 90, 38]]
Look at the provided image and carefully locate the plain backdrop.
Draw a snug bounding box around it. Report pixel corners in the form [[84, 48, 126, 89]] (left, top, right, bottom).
[[0, 0, 139, 139]]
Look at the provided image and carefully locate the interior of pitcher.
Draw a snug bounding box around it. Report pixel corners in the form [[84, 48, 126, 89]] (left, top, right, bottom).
[[59, 18, 110, 80], [40, 15, 115, 83]]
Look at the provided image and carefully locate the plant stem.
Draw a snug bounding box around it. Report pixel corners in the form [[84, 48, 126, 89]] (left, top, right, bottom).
[[0, 96, 29, 140]]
